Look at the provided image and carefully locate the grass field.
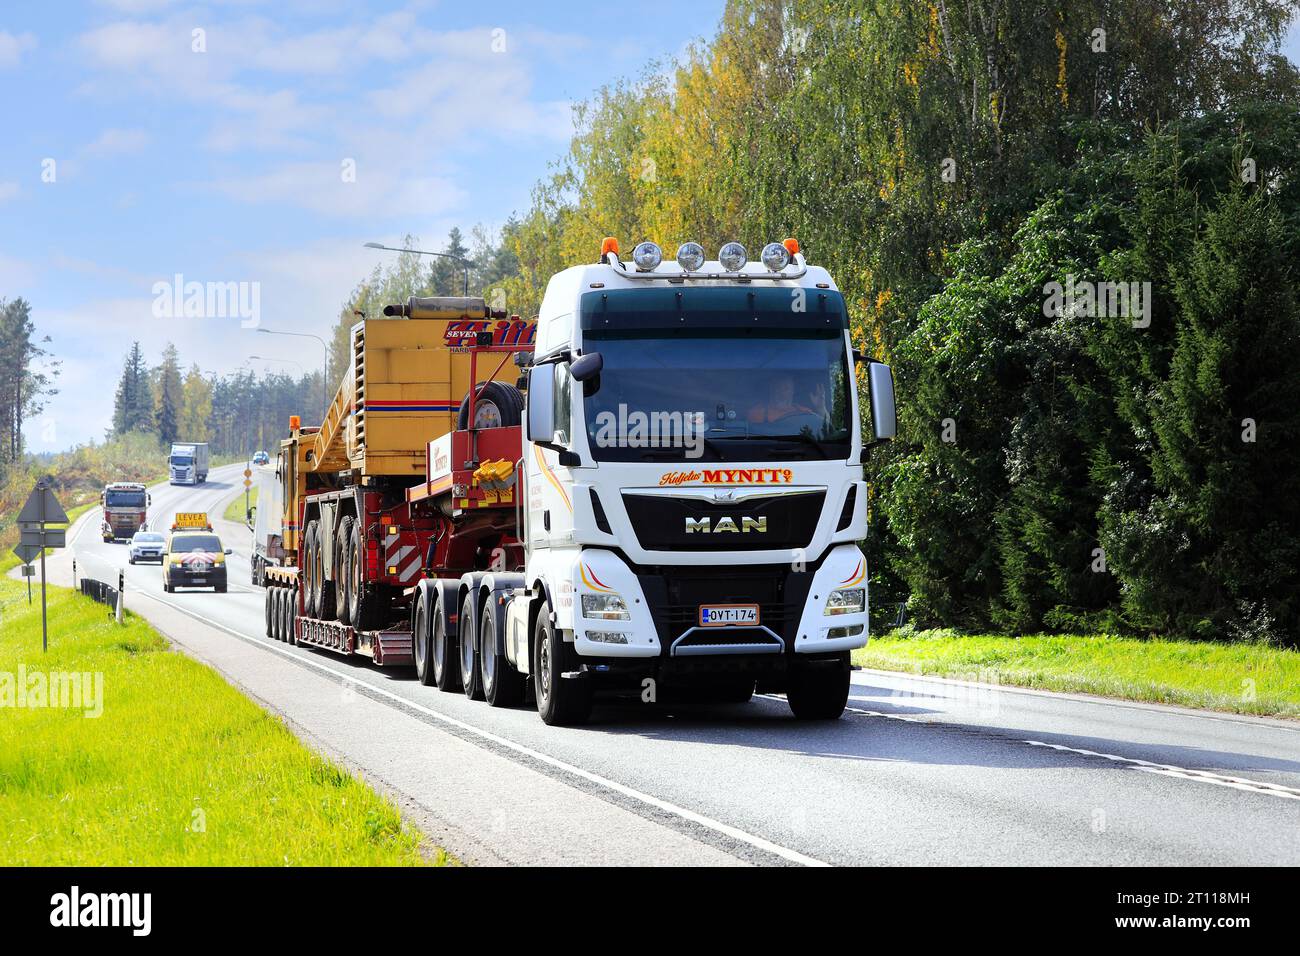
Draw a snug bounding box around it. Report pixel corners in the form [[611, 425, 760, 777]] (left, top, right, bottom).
[[223, 485, 258, 524], [0, 553, 442, 866], [855, 629, 1300, 719]]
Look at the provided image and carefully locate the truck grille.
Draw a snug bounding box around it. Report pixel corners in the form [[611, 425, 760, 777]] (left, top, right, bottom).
[[621, 489, 825, 552]]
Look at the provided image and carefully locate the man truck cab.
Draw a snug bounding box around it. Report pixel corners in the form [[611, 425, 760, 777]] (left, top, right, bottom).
[[511, 237, 895, 723]]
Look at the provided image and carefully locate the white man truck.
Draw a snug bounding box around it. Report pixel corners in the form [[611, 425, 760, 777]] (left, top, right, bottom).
[[169, 441, 210, 485], [263, 237, 895, 726]]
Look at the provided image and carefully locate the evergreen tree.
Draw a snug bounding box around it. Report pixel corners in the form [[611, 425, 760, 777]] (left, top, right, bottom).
[[0, 297, 59, 474], [153, 343, 184, 445], [430, 227, 472, 295], [111, 341, 154, 437]]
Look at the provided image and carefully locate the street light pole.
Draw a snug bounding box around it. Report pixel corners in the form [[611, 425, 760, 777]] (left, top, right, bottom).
[[363, 241, 473, 296], [256, 329, 329, 420]]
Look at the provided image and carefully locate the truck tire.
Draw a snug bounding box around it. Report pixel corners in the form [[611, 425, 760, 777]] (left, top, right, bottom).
[[459, 592, 484, 700], [786, 652, 851, 720], [283, 588, 297, 645], [456, 381, 524, 431], [432, 592, 461, 692], [413, 588, 436, 686], [316, 533, 336, 621], [335, 516, 355, 624], [481, 595, 525, 708], [269, 587, 282, 639], [302, 521, 320, 619], [534, 604, 592, 726]]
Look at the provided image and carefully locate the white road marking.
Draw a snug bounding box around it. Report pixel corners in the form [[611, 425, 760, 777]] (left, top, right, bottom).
[[759, 694, 1300, 803], [1023, 740, 1300, 801], [130, 590, 830, 867]]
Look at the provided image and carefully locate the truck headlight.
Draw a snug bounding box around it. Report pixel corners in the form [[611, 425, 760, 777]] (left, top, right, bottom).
[[825, 588, 865, 616], [582, 593, 630, 621]]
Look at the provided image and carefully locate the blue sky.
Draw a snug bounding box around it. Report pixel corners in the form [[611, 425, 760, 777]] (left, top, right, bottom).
[[4, 3, 1300, 450], [1, 0, 724, 450]]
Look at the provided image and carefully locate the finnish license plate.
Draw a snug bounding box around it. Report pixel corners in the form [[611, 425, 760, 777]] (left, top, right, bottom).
[[698, 604, 759, 627]]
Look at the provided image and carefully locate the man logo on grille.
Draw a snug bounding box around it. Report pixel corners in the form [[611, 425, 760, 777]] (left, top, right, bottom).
[[685, 516, 767, 533]]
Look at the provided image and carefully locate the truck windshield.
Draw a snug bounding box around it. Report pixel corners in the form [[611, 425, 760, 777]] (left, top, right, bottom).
[[105, 490, 146, 507], [581, 329, 852, 462], [170, 455, 192, 465]]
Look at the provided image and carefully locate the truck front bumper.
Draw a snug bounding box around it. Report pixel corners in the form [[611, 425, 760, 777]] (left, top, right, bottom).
[[567, 544, 870, 661]]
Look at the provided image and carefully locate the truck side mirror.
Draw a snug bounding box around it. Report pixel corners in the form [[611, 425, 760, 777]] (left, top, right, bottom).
[[570, 351, 603, 382], [526, 364, 556, 443], [868, 361, 897, 442]]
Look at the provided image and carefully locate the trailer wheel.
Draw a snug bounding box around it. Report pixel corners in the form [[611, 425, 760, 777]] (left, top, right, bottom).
[[267, 587, 283, 639], [283, 587, 297, 646], [413, 588, 436, 686], [456, 381, 524, 430], [432, 592, 461, 692], [335, 516, 355, 624], [302, 521, 320, 619], [785, 652, 851, 720], [459, 592, 484, 700], [533, 605, 591, 726], [482, 596, 525, 708]]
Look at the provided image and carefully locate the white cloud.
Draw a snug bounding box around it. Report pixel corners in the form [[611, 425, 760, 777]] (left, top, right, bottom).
[[84, 128, 152, 158], [210, 159, 467, 219], [0, 182, 20, 203], [0, 253, 37, 290], [0, 30, 37, 69]]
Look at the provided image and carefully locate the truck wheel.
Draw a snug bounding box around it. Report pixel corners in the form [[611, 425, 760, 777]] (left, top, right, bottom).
[[482, 596, 525, 708], [270, 589, 283, 640], [459, 593, 484, 700], [302, 521, 320, 619], [317, 533, 337, 620], [335, 516, 355, 624], [456, 381, 525, 430], [786, 653, 851, 720], [533, 605, 592, 726], [432, 593, 461, 692], [413, 588, 436, 686], [283, 588, 297, 645]]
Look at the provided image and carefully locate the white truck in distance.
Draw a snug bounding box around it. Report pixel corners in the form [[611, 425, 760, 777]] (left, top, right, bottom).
[[409, 237, 897, 725], [169, 441, 210, 485]]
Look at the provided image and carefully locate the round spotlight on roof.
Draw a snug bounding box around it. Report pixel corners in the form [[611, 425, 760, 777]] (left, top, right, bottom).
[[718, 242, 748, 272], [760, 242, 791, 271], [675, 242, 706, 272], [632, 241, 663, 272]]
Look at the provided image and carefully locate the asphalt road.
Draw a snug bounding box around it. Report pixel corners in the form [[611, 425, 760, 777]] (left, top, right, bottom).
[[31, 462, 1300, 866]]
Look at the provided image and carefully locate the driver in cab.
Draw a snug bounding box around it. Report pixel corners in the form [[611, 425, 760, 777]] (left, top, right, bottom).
[[749, 374, 818, 425]]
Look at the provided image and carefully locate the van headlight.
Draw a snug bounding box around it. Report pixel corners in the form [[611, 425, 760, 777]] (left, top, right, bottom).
[[825, 588, 865, 616], [582, 593, 630, 620]]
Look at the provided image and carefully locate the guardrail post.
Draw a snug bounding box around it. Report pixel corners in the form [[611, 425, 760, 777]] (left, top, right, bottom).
[[116, 570, 124, 624]]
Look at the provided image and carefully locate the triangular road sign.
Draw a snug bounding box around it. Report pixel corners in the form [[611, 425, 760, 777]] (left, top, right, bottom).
[[17, 478, 68, 525]]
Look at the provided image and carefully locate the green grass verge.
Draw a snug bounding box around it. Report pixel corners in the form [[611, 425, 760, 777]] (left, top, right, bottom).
[[854, 629, 1300, 719], [0, 560, 443, 865], [223, 485, 258, 525]]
